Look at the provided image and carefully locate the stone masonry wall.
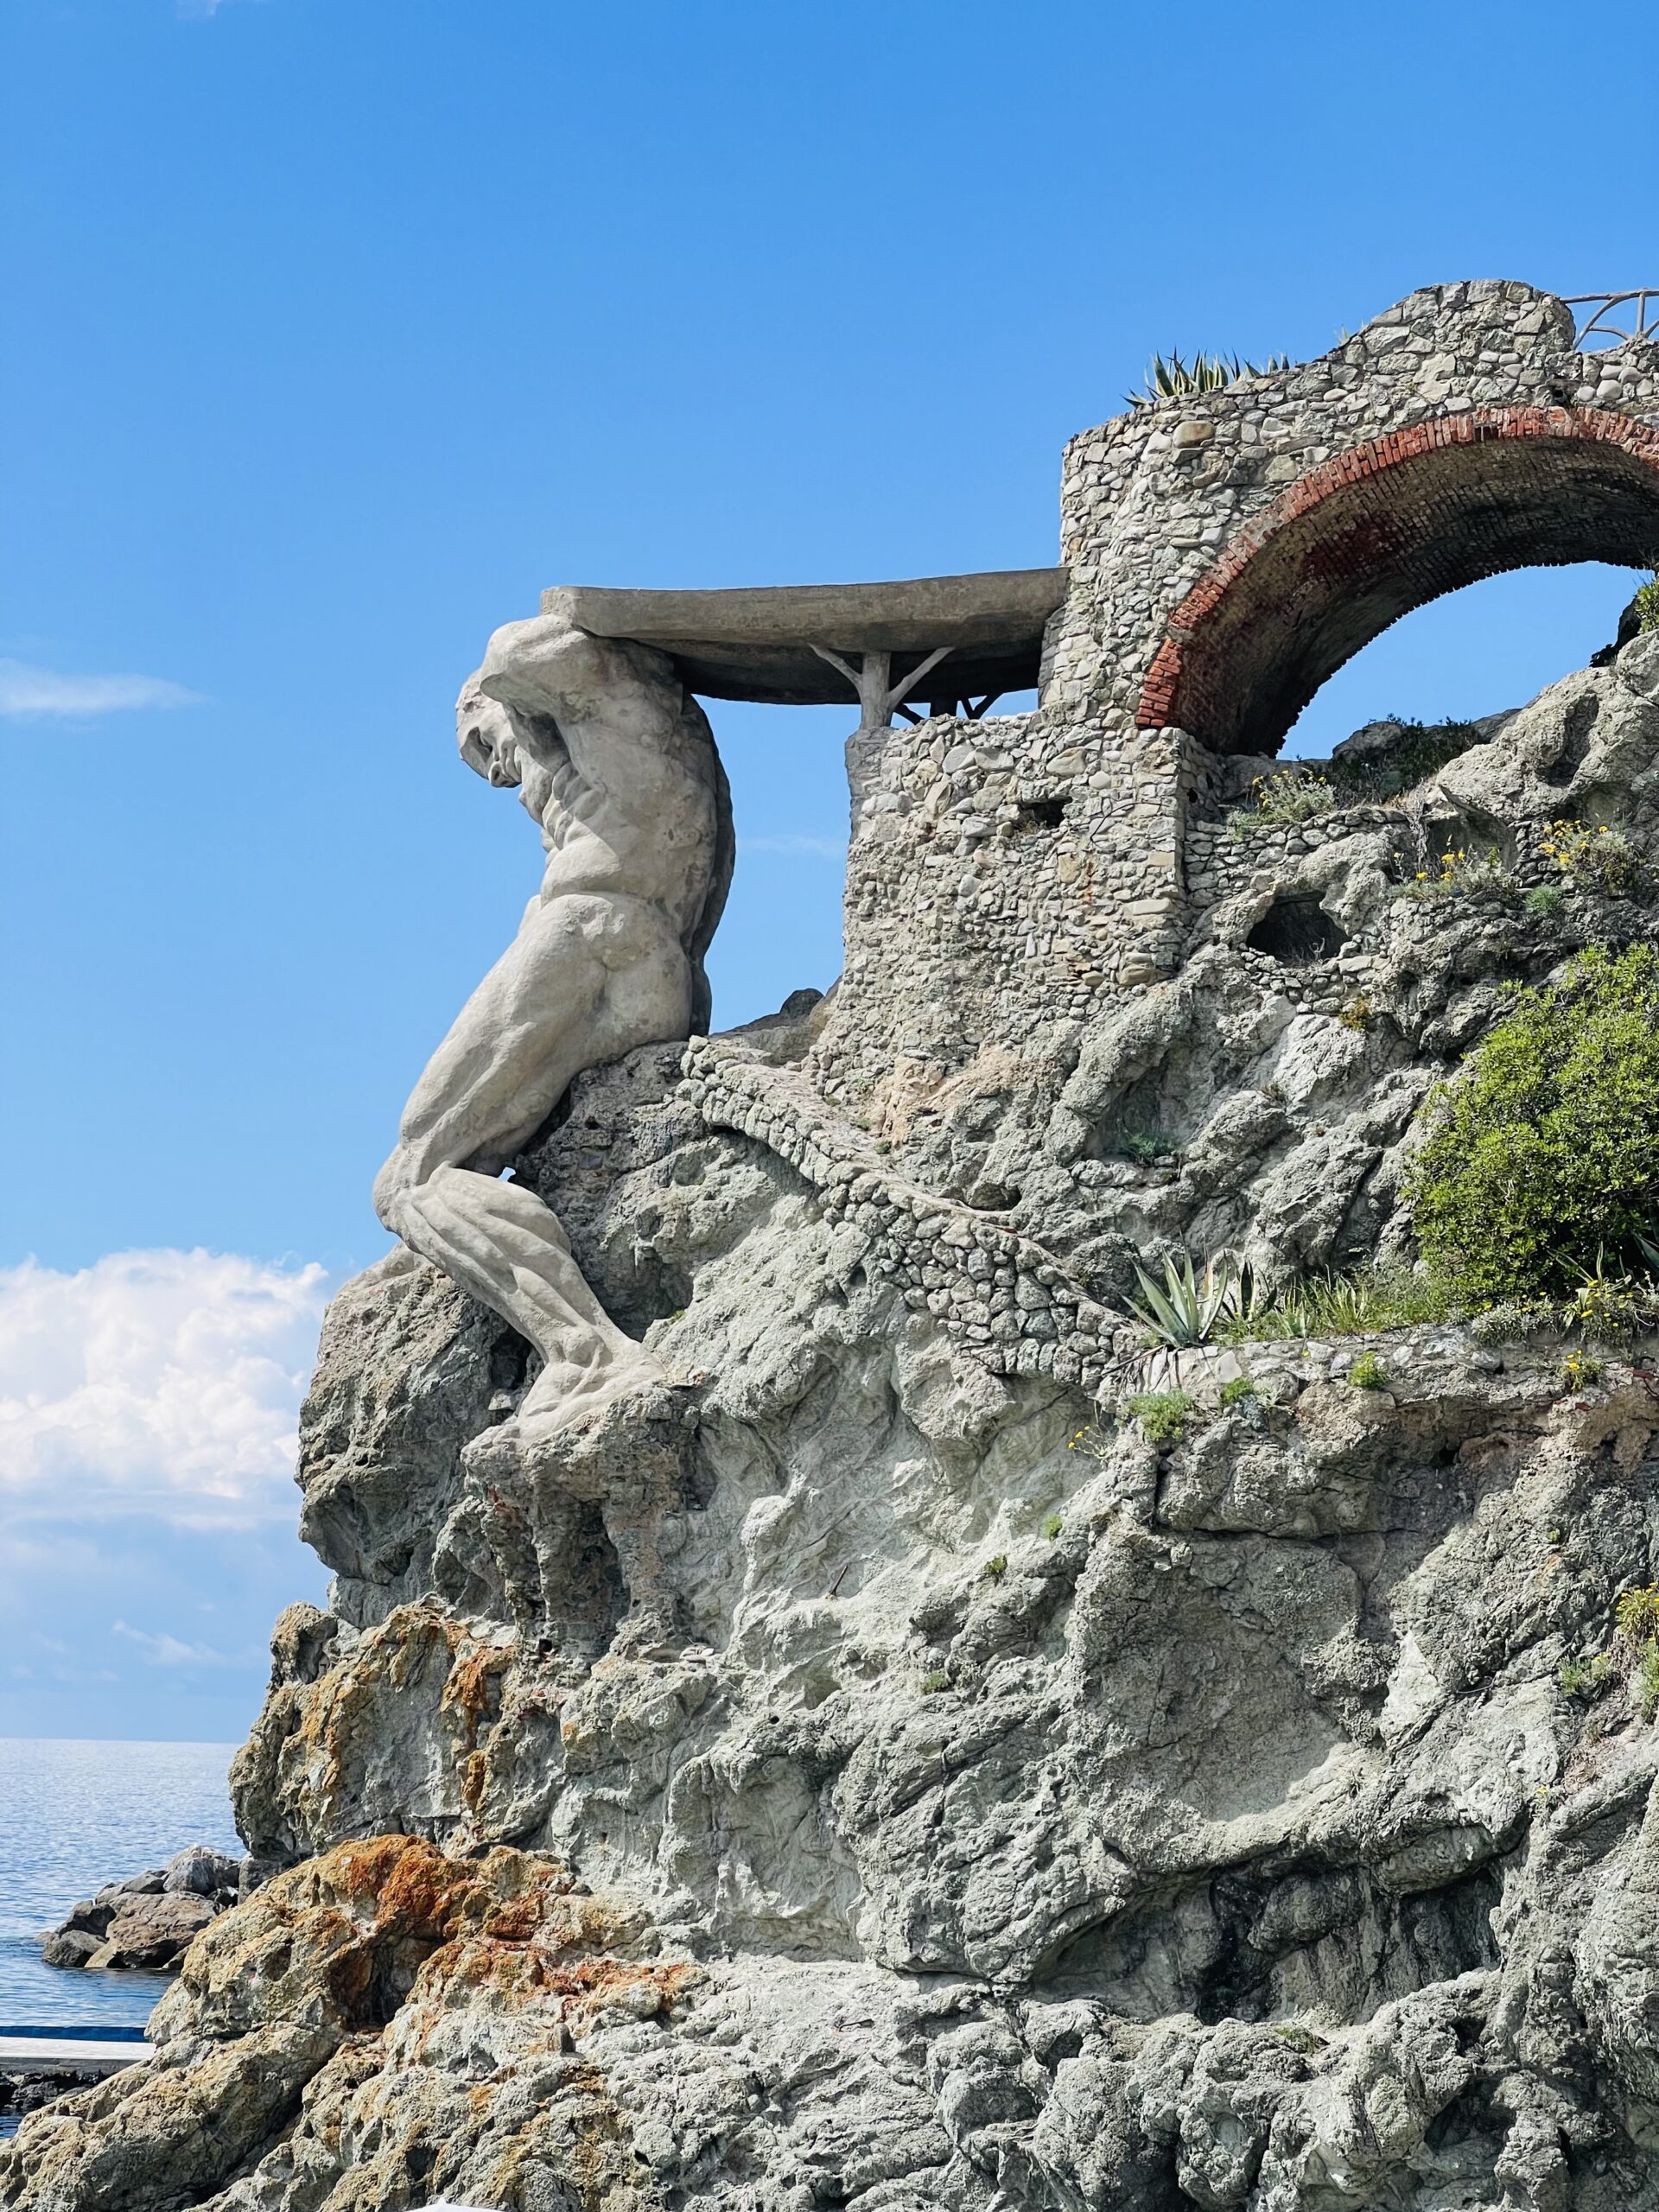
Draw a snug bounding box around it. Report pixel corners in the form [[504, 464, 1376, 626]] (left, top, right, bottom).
[[805, 707, 1164, 1105], [1046, 281, 1659, 987], [808, 283, 1659, 1097], [682, 1039, 1129, 1394], [814, 283, 1659, 1096]]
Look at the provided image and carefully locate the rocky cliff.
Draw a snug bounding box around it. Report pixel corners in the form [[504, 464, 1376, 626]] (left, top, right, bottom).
[[10, 628, 1659, 2212], [13, 609, 1659, 2198]]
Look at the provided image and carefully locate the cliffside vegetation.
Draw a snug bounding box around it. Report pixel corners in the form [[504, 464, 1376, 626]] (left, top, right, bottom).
[[1409, 944, 1659, 1306]]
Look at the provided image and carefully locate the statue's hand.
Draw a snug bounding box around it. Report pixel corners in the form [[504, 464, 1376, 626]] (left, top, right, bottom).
[[480, 613, 606, 716]]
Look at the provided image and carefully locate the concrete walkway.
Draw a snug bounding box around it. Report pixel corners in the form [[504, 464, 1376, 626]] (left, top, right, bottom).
[[0, 2034, 150, 2076]]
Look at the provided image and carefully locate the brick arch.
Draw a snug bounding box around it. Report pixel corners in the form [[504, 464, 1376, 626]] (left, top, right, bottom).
[[1137, 407, 1659, 756]]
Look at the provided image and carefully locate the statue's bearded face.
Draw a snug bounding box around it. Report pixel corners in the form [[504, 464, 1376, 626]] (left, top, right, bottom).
[[455, 679, 523, 788]]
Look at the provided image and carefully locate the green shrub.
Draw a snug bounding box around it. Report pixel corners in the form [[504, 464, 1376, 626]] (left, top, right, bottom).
[[1407, 947, 1659, 1306], [1127, 1390, 1196, 1448], [1119, 1128, 1174, 1165], [1272, 2022, 1325, 2055], [1218, 1376, 1258, 1408], [919, 1669, 951, 1696], [1563, 1254, 1657, 1340], [1348, 1350, 1389, 1390], [1331, 717, 1491, 803], [1560, 1652, 1616, 1700], [982, 1554, 1007, 1581], [1468, 1300, 1552, 1345], [1617, 1586, 1659, 1644], [1400, 844, 1516, 904], [1525, 883, 1564, 918], [1040, 1513, 1063, 1540], [1561, 1348, 1603, 1391], [1634, 571, 1659, 635], [1227, 769, 1334, 836], [1635, 1643, 1659, 1723]]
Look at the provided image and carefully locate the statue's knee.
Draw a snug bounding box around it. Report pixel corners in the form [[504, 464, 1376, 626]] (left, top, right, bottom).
[[372, 1151, 415, 1233]]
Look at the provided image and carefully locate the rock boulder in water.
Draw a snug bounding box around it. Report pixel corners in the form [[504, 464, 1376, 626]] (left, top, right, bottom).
[[38, 1846, 244, 1974]]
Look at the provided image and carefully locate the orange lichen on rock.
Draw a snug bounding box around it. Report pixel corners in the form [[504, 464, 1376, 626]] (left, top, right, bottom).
[[237, 1605, 532, 1862], [442, 1637, 513, 1745], [2, 1832, 700, 2210]]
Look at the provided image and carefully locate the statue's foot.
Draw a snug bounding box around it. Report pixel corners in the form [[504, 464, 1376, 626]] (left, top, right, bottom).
[[517, 1342, 670, 1433], [461, 1370, 698, 1661], [467, 1365, 683, 1490]]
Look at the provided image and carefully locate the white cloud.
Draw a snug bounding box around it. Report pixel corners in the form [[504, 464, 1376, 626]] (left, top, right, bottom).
[[741, 834, 847, 860], [0, 1250, 330, 1524], [111, 1620, 238, 1667], [0, 659, 202, 718]]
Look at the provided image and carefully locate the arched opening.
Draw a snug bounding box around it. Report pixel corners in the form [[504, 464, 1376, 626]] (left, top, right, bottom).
[[1138, 410, 1659, 757], [1276, 563, 1638, 760]]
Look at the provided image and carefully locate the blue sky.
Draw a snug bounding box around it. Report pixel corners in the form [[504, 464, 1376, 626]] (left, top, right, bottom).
[[2, 0, 1655, 1739]]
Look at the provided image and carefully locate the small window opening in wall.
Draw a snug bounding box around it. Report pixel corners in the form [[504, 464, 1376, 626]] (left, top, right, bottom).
[[1015, 794, 1069, 831], [1247, 895, 1348, 964]]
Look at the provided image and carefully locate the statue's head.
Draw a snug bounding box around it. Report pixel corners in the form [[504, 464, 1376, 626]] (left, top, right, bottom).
[[455, 675, 522, 788]]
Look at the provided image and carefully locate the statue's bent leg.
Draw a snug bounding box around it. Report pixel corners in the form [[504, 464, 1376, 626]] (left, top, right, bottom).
[[384, 892, 687, 1187], [400, 1164, 658, 1415], [375, 891, 694, 1426]]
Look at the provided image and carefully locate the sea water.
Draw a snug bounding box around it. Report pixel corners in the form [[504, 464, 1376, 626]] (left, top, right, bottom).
[[0, 1738, 239, 2031]]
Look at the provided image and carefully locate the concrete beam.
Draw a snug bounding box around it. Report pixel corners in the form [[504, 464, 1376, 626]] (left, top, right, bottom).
[[537, 569, 1067, 707]]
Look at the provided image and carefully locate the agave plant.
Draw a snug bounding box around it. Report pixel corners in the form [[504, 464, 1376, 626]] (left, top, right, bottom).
[[1127, 349, 1293, 409], [1126, 1249, 1264, 1350]]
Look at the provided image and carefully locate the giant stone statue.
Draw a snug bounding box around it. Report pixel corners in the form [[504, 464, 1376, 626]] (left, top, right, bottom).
[[373, 605, 732, 1456]]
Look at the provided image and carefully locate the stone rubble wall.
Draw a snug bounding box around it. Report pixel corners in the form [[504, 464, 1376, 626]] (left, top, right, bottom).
[[682, 1039, 1130, 1394], [814, 284, 1659, 1064], [781, 286, 1659, 1099], [1181, 799, 1403, 1020], [806, 708, 1137, 1102]]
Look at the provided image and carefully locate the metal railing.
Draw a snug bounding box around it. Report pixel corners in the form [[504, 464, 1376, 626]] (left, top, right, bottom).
[[1565, 291, 1659, 351]]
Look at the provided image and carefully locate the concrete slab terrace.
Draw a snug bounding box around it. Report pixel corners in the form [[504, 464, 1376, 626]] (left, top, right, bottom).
[[537, 569, 1067, 710]]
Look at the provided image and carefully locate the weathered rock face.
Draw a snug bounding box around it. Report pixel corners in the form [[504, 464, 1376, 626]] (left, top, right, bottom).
[[10, 627, 1659, 2206], [16, 309, 1659, 2202]]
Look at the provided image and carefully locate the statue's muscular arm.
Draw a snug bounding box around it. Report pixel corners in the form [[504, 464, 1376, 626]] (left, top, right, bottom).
[[480, 617, 702, 835]]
